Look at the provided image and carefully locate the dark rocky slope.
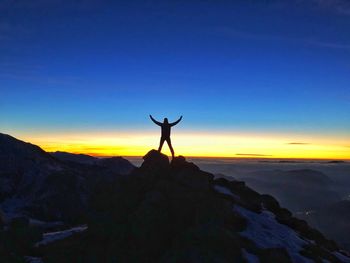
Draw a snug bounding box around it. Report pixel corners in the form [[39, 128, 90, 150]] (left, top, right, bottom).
[[0, 133, 135, 222], [34, 150, 350, 263]]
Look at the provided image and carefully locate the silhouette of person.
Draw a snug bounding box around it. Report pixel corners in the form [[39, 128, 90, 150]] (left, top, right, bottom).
[[150, 115, 182, 158]]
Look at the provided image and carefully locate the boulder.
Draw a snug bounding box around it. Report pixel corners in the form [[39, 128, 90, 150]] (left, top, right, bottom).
[[170, 155, 188, 168], [141, 150, 170, 174], [261, 194, 281, 213]]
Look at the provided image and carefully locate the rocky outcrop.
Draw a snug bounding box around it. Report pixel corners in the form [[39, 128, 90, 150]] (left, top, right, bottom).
[[141, 149, 170, 172], [36, 150, 350, 263]]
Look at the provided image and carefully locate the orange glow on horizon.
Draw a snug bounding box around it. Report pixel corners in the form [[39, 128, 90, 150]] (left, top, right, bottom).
[[10, 131, 350, 160]]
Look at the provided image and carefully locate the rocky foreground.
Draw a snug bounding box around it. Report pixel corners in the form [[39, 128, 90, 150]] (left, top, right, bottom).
[[9, 150, 347, 263]]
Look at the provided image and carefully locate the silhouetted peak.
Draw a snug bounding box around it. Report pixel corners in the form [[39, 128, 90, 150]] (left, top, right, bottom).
[[140, 151, 202, 173], [143, 149, 169, 161], [0, 132, 48, 157], [51, 151, 97, 165], [141, 149, 170, 170]]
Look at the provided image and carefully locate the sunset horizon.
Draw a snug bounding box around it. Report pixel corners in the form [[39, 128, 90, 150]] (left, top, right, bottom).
[[3, 129, 349, 160]]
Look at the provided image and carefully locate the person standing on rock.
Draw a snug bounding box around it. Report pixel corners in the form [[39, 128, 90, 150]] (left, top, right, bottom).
[[149, 115, 182, 158]]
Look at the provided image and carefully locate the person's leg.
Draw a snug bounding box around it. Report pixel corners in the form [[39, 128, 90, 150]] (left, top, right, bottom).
[[166, 138, 175, 158], [158, 137, 165, 152]]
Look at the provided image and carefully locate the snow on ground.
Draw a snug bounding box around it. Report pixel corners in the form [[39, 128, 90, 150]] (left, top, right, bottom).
[[234, 205, 313, 263], [213, 185, 240, 200], [35, 225, 88, 247], [242, 248, 260, 263]]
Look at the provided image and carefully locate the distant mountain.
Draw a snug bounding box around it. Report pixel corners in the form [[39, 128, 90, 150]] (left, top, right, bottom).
[[0, 133, 135, 222], [0, 133, 63, 176], [50, 151, 97, 165], [242, 169, 340, 212], [51, 151, 134, 175], [30, 151, 350, 262]]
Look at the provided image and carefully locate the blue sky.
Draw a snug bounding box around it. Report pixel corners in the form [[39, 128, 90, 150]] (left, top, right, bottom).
[[1, 0, 350, 156]]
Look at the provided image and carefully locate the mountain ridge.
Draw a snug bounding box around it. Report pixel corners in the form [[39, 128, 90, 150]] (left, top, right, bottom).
[[0, 133, 135, 222], [1, 134, 350, 262]]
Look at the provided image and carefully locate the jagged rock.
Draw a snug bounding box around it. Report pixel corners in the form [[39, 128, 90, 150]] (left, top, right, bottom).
[[261, 194, 294, 222], [214, 177, 262, 213], [170, 156, 213, 191], [260, 194, 281, 212]]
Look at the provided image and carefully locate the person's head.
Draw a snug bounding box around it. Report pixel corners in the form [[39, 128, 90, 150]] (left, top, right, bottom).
[[164, 118, 168, 123]]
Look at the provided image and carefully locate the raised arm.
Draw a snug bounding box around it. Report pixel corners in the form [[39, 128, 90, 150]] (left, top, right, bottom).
[[170, 116, 182, 126], [149, 115, 162, 126]]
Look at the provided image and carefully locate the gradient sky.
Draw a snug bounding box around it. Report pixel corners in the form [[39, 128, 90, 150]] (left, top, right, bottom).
[[1, 0, 350, 158]]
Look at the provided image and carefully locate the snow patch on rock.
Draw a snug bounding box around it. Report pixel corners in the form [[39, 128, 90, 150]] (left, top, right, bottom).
[[214, 185, 240, 200], [234, 205, 313, 263], [35, 225, 88, 247]]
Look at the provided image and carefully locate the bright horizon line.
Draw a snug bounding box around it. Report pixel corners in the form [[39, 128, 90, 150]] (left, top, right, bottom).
[[4, 130, 349, 160], [64, 152, 350, 160], [76, 154, 350, 161]]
